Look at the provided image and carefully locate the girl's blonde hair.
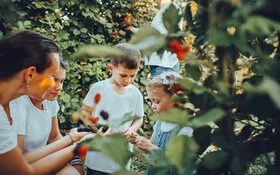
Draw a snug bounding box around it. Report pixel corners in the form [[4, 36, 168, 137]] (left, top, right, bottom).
[[146, 71, 181, 95]]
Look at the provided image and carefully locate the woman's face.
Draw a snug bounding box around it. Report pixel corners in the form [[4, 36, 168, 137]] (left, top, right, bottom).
[[27, 53, 60, 100]]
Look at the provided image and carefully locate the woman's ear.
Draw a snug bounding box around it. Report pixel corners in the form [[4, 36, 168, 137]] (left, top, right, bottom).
[[107, 64, 113, 73], [24, 66, 36, 85]]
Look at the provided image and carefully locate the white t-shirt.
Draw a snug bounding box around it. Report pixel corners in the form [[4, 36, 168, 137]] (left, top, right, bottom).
[[154, 121, 193, 137], [0, 105, 17, 154], [83, 79, 144, 173], [11, 95, 59, 152], [145, 2, 181, 68]]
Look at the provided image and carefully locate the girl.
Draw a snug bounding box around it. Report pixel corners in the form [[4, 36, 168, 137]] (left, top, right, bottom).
[[0, 30, 87, 174], [128, 71, 193, 175], [8, 60, 86, 175]]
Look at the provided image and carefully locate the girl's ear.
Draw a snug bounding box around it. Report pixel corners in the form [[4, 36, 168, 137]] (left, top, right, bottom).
[[107, 64, 113, 73], [24, 66, 36, 85]]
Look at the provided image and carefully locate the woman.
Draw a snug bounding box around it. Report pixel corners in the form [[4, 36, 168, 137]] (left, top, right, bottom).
[[0, 30, 87, 174]]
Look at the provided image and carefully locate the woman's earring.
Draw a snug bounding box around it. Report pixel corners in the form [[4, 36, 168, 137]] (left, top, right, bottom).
[[26, 83, 30, 88]]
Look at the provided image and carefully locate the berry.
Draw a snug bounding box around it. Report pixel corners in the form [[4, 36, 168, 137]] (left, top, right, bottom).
[[77, 145, 88, 156], [94, 93, 101, 104], [89, 116, 99, 125], [169, 40, 184, 53], [174, 84, 184, 91], [100, 110, 109, 120], [71, 112, 80, 121]]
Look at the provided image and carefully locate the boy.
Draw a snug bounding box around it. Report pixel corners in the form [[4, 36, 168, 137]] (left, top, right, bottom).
[[82, 43, 144, 175]]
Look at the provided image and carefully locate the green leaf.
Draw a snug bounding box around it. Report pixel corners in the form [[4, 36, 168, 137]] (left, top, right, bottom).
[[185, 64, 202, 81], [81, 27, 88, 33], [73, 29, 81, 36], [189, 108, 225, 127], [240, 16, 280, 39], [201, 150, 229, 169], [162, 3, 181, 33], [244, 77, 280, 109], [86, 133, 131, 168], [166, 135, 198, 172], [73, 45, 125, 58], [178, 78, 206, 94], [129, 23, 161, 44], [150, 108, 189, 126]]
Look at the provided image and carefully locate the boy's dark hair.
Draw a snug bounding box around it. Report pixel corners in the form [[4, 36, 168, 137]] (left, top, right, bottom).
[[0, 30, 60, 80], [110, 43, 141, 69]]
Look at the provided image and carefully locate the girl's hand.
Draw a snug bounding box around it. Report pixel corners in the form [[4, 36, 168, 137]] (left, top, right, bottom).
[[80, 133, 96, 142], [69, 128, 91, 142], [135, 137, 158, 153]]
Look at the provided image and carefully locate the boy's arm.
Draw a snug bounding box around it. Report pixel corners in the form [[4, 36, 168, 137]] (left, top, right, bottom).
[[123, 117, 143, 135]]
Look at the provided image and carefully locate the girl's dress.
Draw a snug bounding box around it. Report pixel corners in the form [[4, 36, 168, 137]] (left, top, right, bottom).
[[146, 121, 179, 175]]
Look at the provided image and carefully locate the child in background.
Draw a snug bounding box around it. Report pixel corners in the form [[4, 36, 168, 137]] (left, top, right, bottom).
[[128, 71, 193, 175], [82, 43, 144, 175], [7, 60, 88, 175]]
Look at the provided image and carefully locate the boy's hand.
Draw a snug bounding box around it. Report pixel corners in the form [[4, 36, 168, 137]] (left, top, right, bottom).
[[126, 132, 138, 144]]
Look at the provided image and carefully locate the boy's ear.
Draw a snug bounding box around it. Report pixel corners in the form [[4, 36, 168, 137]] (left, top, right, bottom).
[[107, 64, 113, 73], [24, 66, 36, 84]]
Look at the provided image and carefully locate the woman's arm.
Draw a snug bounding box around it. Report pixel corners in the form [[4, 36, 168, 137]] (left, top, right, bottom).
[[21, 129, 89, 164], [0, 144, 75, 175]]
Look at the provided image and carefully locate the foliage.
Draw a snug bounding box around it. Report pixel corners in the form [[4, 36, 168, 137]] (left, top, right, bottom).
[[2, 0, 280, 174], [72, 0, 280, 174], [0, 0, 155, 131]]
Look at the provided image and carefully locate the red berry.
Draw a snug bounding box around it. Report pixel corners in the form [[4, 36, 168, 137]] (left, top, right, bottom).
[[94, 93, 101, 104], [176, 51, 187, 60], [169, 40, 184, 53], [89, 116, 99, 125], [77, 145, 88, 156], [174, 84, 184, 91], [170, 102, 179, 108]]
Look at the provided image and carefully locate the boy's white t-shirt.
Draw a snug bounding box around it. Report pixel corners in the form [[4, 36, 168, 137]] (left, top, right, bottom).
[[83, 79, 144, 173], [0, 105, 17, 153], [12, 95, 59, 152]]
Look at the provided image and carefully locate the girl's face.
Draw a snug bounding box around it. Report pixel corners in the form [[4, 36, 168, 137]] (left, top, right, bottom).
[[109, 63, 138, 87], [44, 67, 66, 101], [147, 86, 172, 113], [27, 53, 60, 100]]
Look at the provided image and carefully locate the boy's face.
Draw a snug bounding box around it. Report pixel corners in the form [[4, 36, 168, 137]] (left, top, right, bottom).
[[44, 67, 66, 101], [109, 63, 139, 87], [147, 86, 172, 113]]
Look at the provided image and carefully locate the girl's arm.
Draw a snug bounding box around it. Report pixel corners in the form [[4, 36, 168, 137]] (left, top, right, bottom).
[[19, 129, 89, 164], [48, 117, 63, 143], [0, 144, 75, 175]]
